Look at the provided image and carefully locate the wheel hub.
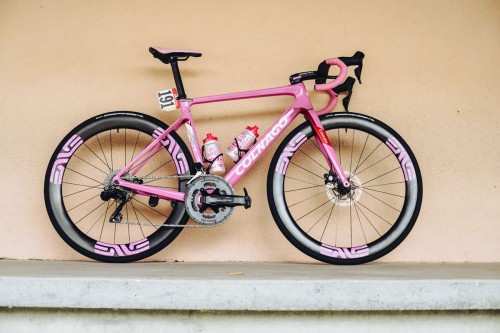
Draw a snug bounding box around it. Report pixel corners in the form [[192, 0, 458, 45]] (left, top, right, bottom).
[[324, 171, 362, 207]]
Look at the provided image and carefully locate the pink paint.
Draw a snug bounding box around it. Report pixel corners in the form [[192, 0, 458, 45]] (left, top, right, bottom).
[[94, 238, 150, 257], [386, 137, 416, 181], [314, 58, 348, 115], [49, 135, 83, 184], [320, 244, 370, 259], [153, 127, 189, 174], [113, 79, 349, 202], [276, 132, 307, 174]]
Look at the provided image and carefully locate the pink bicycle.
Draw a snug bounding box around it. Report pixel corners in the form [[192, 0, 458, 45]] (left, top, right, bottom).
[[44, 47, 422, 264]]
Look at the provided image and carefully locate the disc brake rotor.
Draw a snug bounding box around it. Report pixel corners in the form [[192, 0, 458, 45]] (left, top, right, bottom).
[[184, 175, 234, 226], [325, 172, 363, 207]]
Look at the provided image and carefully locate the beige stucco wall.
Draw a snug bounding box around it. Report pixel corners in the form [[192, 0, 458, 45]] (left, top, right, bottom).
[[0, 0, 499, 262]]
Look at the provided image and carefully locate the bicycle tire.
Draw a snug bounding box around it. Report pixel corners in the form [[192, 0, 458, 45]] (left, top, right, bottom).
[[267, 112, 422, 265], [44, 111, 194, 263]]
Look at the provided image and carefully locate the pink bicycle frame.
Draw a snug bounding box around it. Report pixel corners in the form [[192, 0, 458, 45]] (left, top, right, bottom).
[[113, 80, 349, 202]]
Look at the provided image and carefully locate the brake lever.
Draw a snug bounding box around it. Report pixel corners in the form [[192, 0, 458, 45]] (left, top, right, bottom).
[[339, 51, 364, 84], [333, 76, 355, 111], [354, 64, 363, 84]]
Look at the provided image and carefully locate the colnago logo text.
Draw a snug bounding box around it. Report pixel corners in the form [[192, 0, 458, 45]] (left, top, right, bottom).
[[235, 109, 294, 175]]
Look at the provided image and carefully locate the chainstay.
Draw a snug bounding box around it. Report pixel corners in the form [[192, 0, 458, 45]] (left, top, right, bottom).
[[113, 220, 227, 228], [118, 174, 228, 228]]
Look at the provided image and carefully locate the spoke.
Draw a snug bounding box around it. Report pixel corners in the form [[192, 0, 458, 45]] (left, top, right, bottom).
[[95, 134, 111, 171], [72, 155, 108, 175], [350, 201, 353, 247], [306, 203, 335, 233], [353, 201, 382, 236], [63, 184, 102, 197], [63, 181, 100, 189], [363, 181, 405, 188], [289, 190, 326, 207], [124, 129, 127, 169], [363, 190, 401, 212], [320, 203, 336, 242], [364, 187, 405, 199], [131, 201, 160, 230], [65, 167, 103, 185], [354, 133, 369, 173], [284, 175, 323, 186], [113, 201, 117, 243], [349, 129, 355, 174], [363, 167, 401, 186], [99, 201, 111, 241], [131, 197, 169, 218], [144, 160, 173, 177], [355, 153, 393, 176], [297, 148, 329, 172], [83, 143, 111, 172], [126, 202, 130, 244], [337, 129, 341, 166], [289, 161, 325, 180], [296, 199, 332, 221], [353, 141, 383, 174], [130, 132, 140, 163], [353, 202, 368, 243], [109, 130, 114, 170], [130, 201, 147, 237], [355, 200, 393, 226], [75, 200, 107, 225], [127, 139, 158, 173], [67, 193, 101, 212], [86, 201, 110, 235], [285, 184, 325, 193]]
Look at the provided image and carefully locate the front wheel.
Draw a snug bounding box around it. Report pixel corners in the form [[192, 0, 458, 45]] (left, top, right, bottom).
[[44, 111, 194, 262], [268, 112, 422, 265]]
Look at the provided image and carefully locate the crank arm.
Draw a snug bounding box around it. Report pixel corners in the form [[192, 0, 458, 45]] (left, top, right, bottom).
[[199, 188, 252, 213], [201, 195, 250, 208]]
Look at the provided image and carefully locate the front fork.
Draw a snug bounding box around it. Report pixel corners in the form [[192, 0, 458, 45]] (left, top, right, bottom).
[[303, 110, 350, 188]]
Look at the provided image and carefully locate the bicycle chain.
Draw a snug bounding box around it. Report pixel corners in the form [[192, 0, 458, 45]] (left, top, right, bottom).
[[117, 174, 227, 228]]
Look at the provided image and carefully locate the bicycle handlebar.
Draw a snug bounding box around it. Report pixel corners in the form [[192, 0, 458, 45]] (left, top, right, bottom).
[[314, 58, 348, 92], [313, 51, 365, 114]]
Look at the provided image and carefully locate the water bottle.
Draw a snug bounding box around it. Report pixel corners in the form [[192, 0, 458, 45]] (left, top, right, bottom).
[[226, 126, 259, 162], [203, 133, 225, 175]]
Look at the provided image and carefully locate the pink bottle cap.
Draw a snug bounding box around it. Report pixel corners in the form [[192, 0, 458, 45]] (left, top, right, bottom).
[[246, 126, 259, 138], [203, 133, 218, 143]]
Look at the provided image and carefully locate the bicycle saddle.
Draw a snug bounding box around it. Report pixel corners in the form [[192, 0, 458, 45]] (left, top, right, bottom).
[[149, 47, 202, 64]]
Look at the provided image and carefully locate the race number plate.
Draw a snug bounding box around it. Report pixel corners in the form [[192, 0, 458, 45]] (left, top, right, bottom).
[[157, 88, 180, 112]]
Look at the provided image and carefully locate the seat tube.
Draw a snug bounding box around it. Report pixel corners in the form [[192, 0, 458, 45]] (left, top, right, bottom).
[[304, 110, 350, 188]]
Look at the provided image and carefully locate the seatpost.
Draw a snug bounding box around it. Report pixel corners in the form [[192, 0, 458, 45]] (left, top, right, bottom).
[[169, 59, 187, 99]]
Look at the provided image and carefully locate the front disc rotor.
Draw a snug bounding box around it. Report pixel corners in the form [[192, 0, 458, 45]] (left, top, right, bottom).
[[184, 175, 234, 226]]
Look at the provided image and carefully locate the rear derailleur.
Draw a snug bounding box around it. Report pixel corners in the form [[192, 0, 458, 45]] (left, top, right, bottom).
[[100, 187, 131, 223]]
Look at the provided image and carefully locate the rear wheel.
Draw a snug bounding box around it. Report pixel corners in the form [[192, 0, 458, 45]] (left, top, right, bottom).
[[44, 112, 194, 262], [268, 112, 422, 264]]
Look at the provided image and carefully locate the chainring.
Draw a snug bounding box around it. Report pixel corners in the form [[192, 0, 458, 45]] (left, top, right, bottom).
[[184, 175, 234, 226]]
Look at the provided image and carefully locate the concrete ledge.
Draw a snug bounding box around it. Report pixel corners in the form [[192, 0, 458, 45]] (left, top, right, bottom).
[[0, 260, 498, 311]]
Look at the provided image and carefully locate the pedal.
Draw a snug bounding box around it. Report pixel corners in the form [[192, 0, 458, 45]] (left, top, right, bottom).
[[199, 187, 252, 213]]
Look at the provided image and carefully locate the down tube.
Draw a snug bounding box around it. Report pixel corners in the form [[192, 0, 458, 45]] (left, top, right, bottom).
[[224, 108, 301, 185]]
